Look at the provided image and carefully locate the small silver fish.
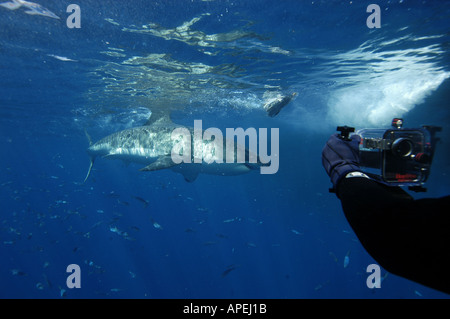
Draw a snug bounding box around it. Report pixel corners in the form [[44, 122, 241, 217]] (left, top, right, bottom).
[[343, 251, 351, 268], [343, 256, 349, 268]]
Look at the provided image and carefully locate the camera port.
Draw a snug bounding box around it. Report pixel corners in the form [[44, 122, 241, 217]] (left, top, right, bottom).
[[392, 138, 413, 157]]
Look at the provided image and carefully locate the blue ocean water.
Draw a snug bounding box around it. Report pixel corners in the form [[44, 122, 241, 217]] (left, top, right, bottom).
[[0, 0, 449, 299]]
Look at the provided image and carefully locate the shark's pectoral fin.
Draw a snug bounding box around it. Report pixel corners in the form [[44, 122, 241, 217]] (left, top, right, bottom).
[[140, 155, 177, 172], [181, 169, 199, 183], [244, 162, 260, 170], [102, 154, 120, 160]]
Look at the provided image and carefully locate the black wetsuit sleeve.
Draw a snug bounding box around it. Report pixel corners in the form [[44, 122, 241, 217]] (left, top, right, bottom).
[[337, 177, 450, 294]]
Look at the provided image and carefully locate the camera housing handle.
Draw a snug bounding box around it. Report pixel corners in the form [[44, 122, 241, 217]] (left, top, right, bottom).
[[336, 126, 355, 141]]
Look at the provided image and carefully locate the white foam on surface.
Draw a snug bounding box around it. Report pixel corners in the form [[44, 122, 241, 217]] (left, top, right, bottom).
[[325, 42, 449, 127]]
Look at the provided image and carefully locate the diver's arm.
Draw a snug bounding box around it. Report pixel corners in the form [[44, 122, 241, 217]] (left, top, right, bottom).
[[337, 176, 450, 294]]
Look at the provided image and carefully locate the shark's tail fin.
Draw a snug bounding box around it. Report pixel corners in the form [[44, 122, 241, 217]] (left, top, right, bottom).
[[83, 130, 94, 183], [83, 158, 95, 183]]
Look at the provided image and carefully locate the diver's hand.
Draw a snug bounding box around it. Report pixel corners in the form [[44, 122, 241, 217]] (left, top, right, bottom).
[[322, 134, 362, 190]]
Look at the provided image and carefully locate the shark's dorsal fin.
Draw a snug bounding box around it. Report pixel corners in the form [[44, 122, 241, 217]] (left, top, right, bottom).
[[84, 129, 93, 146], [144, 109, 173, 126]]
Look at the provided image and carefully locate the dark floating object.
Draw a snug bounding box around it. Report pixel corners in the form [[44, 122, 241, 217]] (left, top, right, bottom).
[[264, 92, 297, 117]]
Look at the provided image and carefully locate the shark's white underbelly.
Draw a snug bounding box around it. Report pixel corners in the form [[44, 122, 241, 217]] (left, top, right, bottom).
[[106, 149, 251, 176], [106, 148, 159, 164]]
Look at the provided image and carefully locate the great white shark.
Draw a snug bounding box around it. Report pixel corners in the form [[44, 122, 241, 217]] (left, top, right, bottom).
[[84, 110, 270, 182], [84, 93, 296, 182]]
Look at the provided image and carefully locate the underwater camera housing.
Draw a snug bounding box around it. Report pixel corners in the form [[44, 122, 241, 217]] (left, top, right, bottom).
[[337, 118, 441, 192]]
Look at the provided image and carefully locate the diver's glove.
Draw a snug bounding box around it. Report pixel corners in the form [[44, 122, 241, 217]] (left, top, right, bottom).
[[322, 134, 362, 191]]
